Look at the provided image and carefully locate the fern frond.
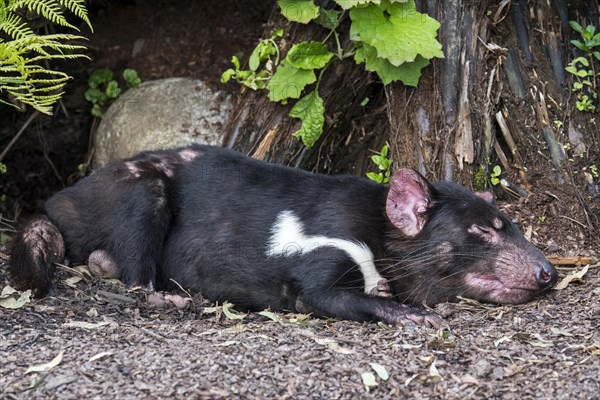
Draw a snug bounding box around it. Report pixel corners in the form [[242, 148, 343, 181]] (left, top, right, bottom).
[[0, 13, 34, 39], [58, 0, 92, 31], [11, 0, 74, 29], [0, 0, 92, 113]]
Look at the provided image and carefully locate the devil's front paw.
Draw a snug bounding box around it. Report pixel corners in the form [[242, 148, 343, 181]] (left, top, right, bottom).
[[369, 279, 392, 298], [377, 303, 445, 328]]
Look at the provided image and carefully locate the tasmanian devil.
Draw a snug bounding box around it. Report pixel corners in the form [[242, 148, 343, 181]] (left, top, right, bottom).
[[8, 145, 557, 327]]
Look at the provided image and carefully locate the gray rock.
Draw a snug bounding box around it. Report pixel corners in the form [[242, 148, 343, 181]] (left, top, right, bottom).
[[93, 78, 231, 167]]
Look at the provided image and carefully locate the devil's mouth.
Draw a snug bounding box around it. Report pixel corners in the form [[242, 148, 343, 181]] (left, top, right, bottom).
[[464, 273, 539, 304]]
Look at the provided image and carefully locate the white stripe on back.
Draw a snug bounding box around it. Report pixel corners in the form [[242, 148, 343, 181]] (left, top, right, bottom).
[[266, 210, 382, 294]]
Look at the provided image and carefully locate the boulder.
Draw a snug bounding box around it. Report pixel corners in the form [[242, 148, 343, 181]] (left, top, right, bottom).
[[93, 77, 232, 167]]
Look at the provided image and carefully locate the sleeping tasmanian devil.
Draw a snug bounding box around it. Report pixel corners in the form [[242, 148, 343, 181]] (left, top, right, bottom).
[[9, 145, 557, 327]]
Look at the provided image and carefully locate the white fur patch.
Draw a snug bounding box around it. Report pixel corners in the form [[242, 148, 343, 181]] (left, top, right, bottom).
[[179, 148, 201, 162], [266, 210, 383, 294]]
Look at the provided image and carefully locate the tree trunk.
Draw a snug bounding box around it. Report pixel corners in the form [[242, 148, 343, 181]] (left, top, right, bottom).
[[223, 0, 599, 234]]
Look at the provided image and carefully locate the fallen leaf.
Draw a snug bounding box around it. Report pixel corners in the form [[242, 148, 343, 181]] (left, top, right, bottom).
[[25, 350, 65, 375], [399, 343, 423, 350], [0, 287, 32, 309], [429, 360, 442, 378], [554, 265, 589, 290], [361, 371, 377, 392], [1, 285, 18, 296], [313, 337, 356, 355], [460, 374, 479, 384], [551, 327, 574, 337], [89, 352, 114, 362], [63, 321, 111, 329], [370, 363, 389, 381], [216, 340, 239, 347], [222, 301, 247, 320], [258, 310, 282, 322], [494, 336, 512, 347], [64, 276, 83, 287], [524, 225, 533, 241], [405, 373, 419, 386], [526, 333, 554, 348]]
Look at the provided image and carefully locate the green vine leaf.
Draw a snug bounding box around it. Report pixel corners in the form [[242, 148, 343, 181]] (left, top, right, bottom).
[[350, 1, 443, 66], [268, 62, 317, 102], [286, 41, 334, 70], [355, 42, 429, 85], [278, 0, 320, 24], [315, 8, 340, 30], [289, 90, 325, 148], [335, 0, 380, 10]]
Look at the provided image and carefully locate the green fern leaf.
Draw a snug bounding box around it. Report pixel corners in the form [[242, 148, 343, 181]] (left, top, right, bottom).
[[0, 0, 92, 113], [11, 0, 73, 28], [0, 13, 34, 39], [58, 0, 92, 30]]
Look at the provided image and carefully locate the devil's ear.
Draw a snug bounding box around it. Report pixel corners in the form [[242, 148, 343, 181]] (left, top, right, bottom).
[[385, 169, 432, 237], [475, 191, 495, 204]]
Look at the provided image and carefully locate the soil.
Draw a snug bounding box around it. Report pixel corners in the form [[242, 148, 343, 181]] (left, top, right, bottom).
[[0, 1, 599, 399]]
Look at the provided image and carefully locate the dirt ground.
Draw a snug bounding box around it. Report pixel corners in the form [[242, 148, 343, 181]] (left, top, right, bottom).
[[1, 1, 599, 399], [1, 252, 599, 400]]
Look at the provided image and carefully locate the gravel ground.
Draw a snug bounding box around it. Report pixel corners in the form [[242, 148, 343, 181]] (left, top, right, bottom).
[[1, 255, 598, 400]]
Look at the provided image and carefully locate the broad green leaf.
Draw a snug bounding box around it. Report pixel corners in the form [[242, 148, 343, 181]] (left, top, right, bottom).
[[106, 80, 121, 99], [88, 68, 113, 88], [366, 172, 383, 183], [315, 8, 341, 30], [286, 41, 334, 70], [123, 69, 141, 88], [289, 90, 325, 148], [231, 55, 241, 69], [268, 62, 316, 102], [355, 42, 429, 86], [569, 20, 584, 34], [84, 87, 103, 102], [335, 0, 380, 10], [350, 1, 443, 66], [220, 68, 236, 83], [249, 45, 262, 71], [278, 0, 319, 24], [572, 56, 589, 66], [571, 40, 589, 52]]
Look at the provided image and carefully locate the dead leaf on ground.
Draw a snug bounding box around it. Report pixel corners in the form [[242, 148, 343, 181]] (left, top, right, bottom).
[[554, 265, 589, 290], [63, 321, 111, 329], [89, 352, 115, 362], [25, 350, 65, 375], [370, 362, 389, 380], [361, 371, 377, 392], [0, 286, 32, 309]]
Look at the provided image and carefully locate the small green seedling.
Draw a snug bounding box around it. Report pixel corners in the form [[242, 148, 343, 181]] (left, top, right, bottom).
[[566, 21, 600, 113], [221, 29, 284, 90], [366, 144, 392, 184], [490, 165, 502, 186], [85, 68, 141, 117]]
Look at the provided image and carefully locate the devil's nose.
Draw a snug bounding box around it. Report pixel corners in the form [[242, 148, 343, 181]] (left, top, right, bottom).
[[535, 260, 558, 289]]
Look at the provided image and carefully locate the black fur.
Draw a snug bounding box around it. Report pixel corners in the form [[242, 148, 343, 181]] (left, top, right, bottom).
[[8, 145, 557, 326]]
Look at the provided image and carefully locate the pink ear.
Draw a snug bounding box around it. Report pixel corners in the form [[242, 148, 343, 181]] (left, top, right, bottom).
[[475, 191, 495, 203], [385, 169, 432, 236]]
